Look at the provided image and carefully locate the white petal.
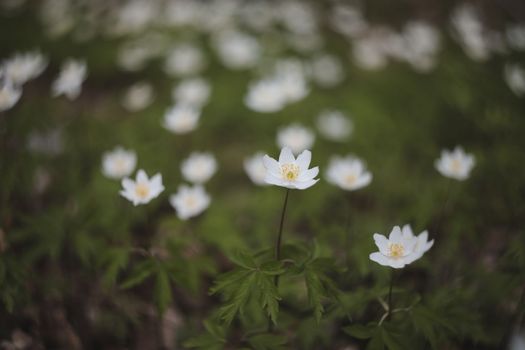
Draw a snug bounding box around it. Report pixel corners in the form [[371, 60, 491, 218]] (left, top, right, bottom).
[[279, 147, 295, 164], [298, 166, 319, 181], [263, 155, 281, 176], [296, 150, 311, 170], [294, 178, 318, 190]]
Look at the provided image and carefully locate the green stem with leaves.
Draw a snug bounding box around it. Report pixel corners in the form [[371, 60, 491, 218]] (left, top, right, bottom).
[[268, 188, 290, 331]]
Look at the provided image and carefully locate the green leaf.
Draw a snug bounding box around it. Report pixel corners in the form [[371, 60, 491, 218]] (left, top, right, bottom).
[[217, 272, 256, 325], [304, 267, 324, 324], [260, 261, 285, 275], [343, 324, 374, 339], [154, 265, 172, 315], [229, 250, 257, 269], [120, 259, 154, 289], [247, 334, 287, 350], [255, 273, 281, 325]]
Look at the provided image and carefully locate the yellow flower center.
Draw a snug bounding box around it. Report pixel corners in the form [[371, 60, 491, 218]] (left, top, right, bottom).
[[388, 243, 404, 259], [185, 196, 196, 208], [281, 163, 299, 181], [135, 183, 150, 199], [451, 158, 461, 172], [345, 174, 357, 185]]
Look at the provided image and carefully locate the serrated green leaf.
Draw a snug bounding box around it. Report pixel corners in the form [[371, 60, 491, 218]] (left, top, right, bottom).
[[229, 250, 257, 269], [210, 268, 252, 295], [120, 259, 154, 289], [304, 267, 325, 324], [247, 334, 287, 350], [260, 261, 285, 275], [218, 272, 256, 325], [255, 272, 281, 325]]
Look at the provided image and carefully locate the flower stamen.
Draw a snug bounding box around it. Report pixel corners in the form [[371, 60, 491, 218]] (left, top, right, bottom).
[[281, 163, 299, 181], [388, 243, 404, 259]]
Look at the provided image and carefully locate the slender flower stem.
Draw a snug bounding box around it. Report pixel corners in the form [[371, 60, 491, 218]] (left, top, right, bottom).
[[344, 193, 352, 267], [268, 188, 290, 332], [275, 188, 290, 262], [434, 179, 453, 235], [387, 269, 394, 320]]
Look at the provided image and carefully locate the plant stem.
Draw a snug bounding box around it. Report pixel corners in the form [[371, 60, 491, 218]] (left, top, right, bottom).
[[434, 179, 453, 235], [268, 188, 290, 332], [387, 269, 394, 320]]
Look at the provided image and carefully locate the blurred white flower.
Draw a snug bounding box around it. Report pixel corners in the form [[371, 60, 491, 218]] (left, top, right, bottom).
[[164, 44, 205, 77], [163, 1, 202, 27], [245, 78, 286, 113], [330, 4, 368, 39], [163, 104, 201, 134], [401, 225, 434, 264], [316, 110, 352, 142], [401, 21, 440, 72], [213, 30, 260, 70], [120, 169, 164, 206], [169, 184, 211, 220], [181, 152, 217, 184], [450, 4, 495, 61], [2, 51, 47, 85], [510, 330, 525, 350], [352, 34, 389, 70], [0, 79, 22, 112], [369, 226, 419, 269], [325, 155, 372, 191], [277, 123, 315, 155], [263, 147, 319, 190], [506, 24, 525, 51], [102, 147, 137, 179], [275, 59, 309, 103], [172, 78, 211, 107], [435, 146, 475, 181], [52, 59, 87, 99], [122, 82, 154, 112], [110, 0, 158, 36], [309, 54, 344, 88], [244, 152, 268, 186], [505, 64, 525, 96]]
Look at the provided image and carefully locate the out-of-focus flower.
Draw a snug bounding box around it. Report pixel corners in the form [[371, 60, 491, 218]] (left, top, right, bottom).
[[325, 155, 372, 191], [330, 4, 368, 39], [506, 24, 525, 51], [169, 184, 211, 220], [52, 59, 87, 99], [116, 33, 168, 72], [263, 147, 319, 190], [369, 226, 420, 269], [110, 0, 158, 36], [244, 152, 268, 186], [120, 169, 164, 206], [244, 78, 287, 113], [450, 4, 503, 61], [352, 32, 389, 70], [0, 79, 22, 112], [163, 104, 200, 134], [181, 152, 217, 184], [102, 147, 137, 179], [401, 225, 434, 264], [122, 82, 154, 112], [2, 51, 47, 85], [505, 64, 525, 96], [213, 30, 260, 70], [316, 110, 352, 142], [275, 59, 309, 103], [435, 146, 475, 181], [401, 21, 440, 72], [164, 44, 205, 77], [277, 123, 315, 155], [309, 54, 344, 88], [172, 78, 211, 107]]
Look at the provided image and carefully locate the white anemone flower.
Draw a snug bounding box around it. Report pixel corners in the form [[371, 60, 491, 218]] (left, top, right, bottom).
[[263, 147, 319, 190], [277, 123, 315, 155], [181, 152, 217, 184], [102, 147, 137, 179], [309, 54, 344, 88], [52, 59, 87, 99], [316, 110, 353, 142], [172, 78, 211, 107], [164, 44, 205, 77], [122, 82, 154, 112], [369, 226, 418, 269], [0, 79, 22, 112], [435, 146, 475, 181], [169, 184, 211, 220], [401, 224, 434, 264], [2, 51, 47, 85], [325, 155, 372, 191], [504, 64, 525, 96], [244, 78, 287, 113], [163, 104, 200, 134], [120, 169, 164, 206], [213, 30, 260, 70], [244, 152, 268, 186]]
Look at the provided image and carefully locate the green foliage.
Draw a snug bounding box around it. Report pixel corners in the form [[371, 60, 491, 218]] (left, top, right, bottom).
[[210, 250, 284, 325]]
